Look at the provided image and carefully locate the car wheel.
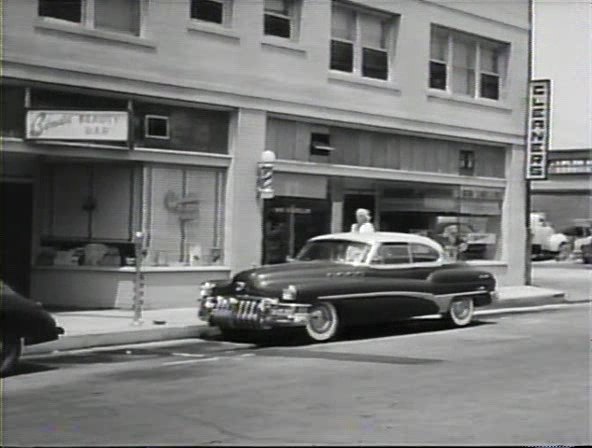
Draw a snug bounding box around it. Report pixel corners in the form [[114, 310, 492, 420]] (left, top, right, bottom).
[[1, 333, 22, 377], [444, 298, 475, 327], [305, 302, 340, 342]]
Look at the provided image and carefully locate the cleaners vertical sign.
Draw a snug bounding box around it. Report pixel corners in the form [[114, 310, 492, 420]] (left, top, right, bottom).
[[525, 79, 552, 180]]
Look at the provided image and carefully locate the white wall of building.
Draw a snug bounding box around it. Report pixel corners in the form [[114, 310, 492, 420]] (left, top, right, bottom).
[[533, 0, 592, 150]]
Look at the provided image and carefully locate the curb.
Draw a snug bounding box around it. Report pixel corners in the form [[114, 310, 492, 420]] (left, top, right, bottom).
[[488, 291, 568, 310], [23, 324, 219, 356], [23, 294, 588, 356]]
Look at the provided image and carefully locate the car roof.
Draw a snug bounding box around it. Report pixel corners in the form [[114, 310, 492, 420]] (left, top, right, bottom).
[[308, 232, 443, 249]]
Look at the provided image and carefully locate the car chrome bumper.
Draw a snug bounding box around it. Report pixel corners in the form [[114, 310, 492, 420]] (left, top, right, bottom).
[[199, 296, 311, 330], [490, 290, 500, 304]]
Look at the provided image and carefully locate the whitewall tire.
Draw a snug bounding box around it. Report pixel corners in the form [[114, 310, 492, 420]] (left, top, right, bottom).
[[305, 302, 340, 342], [445, 298, 475, 327]]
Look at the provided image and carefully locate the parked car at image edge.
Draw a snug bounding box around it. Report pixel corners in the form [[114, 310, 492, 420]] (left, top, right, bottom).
[[559, 221, 592, 261], [581, 237, 592, 264], [1, 282, 64, 376], [199, 232, 499, 342]]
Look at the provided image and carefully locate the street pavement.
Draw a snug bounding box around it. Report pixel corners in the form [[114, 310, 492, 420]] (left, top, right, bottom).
[[2, 304, 590, 446], [532, 260, 591, 302]]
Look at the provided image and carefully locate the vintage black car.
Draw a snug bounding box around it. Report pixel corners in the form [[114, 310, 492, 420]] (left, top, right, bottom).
[[1, 281, 64, 376], [198, 232, 499, 342]]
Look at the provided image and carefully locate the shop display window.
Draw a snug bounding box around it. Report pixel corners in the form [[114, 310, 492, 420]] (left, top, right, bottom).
[[36, 162, 140, 268], [145, 165, 226, 267], [375, 183, 503, 261]]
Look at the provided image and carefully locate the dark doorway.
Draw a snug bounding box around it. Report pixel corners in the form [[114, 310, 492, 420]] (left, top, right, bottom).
[[343, 194, 376, 232], [263, 197, 331, 265], [1, 182, 33, 296]]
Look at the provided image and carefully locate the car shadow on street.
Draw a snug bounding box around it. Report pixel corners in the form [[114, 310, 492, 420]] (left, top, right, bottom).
[[4, 362, 57, 378], [207, 318, 496, 347]]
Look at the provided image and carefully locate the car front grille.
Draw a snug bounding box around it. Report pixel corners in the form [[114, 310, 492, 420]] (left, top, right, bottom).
[[215, 298, 261, 326]]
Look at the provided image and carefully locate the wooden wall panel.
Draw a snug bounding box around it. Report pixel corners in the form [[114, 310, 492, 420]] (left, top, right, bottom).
[[266, 118, 506, 178]]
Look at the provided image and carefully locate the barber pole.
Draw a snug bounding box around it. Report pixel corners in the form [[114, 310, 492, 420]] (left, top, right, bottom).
[[257, 162, 275, 199]]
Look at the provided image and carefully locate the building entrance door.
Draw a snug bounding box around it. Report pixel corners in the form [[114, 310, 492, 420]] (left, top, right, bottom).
[[343, 194, 376, 232], [263, 197, 331, 265], [1, 182, 33, 295]]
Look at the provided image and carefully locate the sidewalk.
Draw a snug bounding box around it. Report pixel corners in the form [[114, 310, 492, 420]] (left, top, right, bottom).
[[23, 285, 584, 355]]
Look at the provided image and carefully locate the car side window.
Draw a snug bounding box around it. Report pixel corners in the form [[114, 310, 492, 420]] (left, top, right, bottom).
[[410, 243, 440, 263], [371, 243, 410, 265]]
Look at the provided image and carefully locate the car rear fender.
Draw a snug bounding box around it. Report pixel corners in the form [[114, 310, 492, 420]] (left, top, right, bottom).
[[427, 268, 496, 295]]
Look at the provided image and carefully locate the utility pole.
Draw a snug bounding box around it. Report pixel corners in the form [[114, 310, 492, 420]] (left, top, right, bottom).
[[132, 231, 145, 325], [525, 0, 534, 285]]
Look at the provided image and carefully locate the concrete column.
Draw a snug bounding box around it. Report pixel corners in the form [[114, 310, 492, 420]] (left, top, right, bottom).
[[224, 108, 267, 275], [330, 178, 343, 233], [501, 145, 527, 286]]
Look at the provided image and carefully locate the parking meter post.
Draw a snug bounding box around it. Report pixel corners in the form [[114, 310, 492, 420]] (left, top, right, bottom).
[[132, 231, 145, 326]]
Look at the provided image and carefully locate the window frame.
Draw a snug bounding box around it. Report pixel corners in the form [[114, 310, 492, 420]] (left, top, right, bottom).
[[330, 2, 396, 81], [38, 0, 85, 24], [370, 242, 412, 266], [38, 0, 146, 37], [409, 243, 441, 264], [190, 0, 233, 27], [263, 0, 300, 40], [429, 26, 508, 101], [144, 115, 170, 140]]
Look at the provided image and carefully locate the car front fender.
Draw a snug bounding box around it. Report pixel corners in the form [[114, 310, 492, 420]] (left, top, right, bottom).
[[547, 233, 569, 252]]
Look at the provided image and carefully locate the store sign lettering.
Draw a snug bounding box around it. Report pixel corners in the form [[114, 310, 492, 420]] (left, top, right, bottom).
[[26, 110, 129, 141], [525, 80, 551, 180], [548, 159, 592, 175]]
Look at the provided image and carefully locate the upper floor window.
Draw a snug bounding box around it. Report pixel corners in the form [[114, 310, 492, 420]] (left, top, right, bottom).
[[330, 2, 397, 81], [264, 0, 300, 39], [38, 0, 82, 22], [38, 0, 143, 36], [190, 0, 232, 26], [429, 26, 508, 101]]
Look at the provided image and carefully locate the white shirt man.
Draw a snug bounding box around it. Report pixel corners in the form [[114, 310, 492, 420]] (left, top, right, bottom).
[[351, 208, 375, 233]]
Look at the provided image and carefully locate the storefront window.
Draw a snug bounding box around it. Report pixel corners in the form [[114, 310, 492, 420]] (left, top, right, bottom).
[[36, 162, 140, 268], [262, 197, 331, 264], [377, 182, 503, 261], [146, 165, 225, 267]]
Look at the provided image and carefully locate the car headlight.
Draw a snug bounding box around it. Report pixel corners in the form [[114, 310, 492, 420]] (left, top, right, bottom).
[[200, 281, 215, 299], [203, 296, 218, 309], [282, 285, 298, 301]]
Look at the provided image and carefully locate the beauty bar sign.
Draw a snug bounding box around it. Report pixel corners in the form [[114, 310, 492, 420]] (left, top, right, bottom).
[[525, 79, 552, 180], [26, 110, 129, 141]]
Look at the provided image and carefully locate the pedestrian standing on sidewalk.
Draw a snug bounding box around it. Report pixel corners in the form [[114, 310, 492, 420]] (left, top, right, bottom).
[[351, 208, 375, 233]]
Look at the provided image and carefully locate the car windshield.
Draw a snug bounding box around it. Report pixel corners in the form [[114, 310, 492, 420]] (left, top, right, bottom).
[[295, 239, 371, 264]]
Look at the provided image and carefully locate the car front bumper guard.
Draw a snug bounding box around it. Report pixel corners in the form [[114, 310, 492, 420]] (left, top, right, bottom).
[[199, 297, 311, 330]]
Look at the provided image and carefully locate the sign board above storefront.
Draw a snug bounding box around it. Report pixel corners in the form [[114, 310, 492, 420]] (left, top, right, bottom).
[[26, 110, 129, 141], [525, 79, 552, 180], [547, 159, 592, 175]]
